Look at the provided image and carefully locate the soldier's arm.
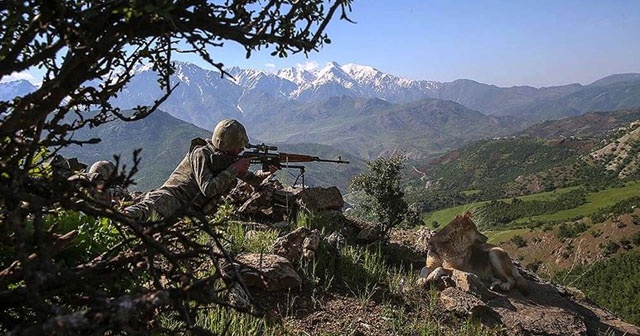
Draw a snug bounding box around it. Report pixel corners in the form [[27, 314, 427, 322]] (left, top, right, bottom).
[[191, 148, 239, 197], [237, 171, 263, 186]]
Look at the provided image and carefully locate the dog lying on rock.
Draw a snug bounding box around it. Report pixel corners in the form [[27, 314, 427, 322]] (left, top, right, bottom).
[[422, 212, 529, 295]]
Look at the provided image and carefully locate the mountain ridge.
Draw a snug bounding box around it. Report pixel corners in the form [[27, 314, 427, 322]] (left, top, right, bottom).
[[406, 107, 640, 209], [110, 61, 640, 132], [4, 62, 640, 162], [3, 62, 640, 131], [57, 109, 363, 192]]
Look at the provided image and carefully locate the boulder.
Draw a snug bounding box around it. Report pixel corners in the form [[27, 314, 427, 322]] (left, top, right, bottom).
[[356, 225, 383, 243], [276, 186, 345, 212], [234, 253, 301, 292], [439, 287, 494, 319], [272, 227, 321, 261]]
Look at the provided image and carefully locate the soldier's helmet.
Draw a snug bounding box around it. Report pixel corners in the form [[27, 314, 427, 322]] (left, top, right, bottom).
[[212, 119, 249, 151], [88, 160, 116, 180]]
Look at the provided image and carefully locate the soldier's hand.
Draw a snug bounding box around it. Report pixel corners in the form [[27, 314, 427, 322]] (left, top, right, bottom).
[[232, 158, 251, 174], [267, 164, 280, 174], [258, 164, 280, 179]]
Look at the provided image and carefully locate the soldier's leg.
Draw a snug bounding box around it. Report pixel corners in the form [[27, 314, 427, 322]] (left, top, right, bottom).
[[124, 189, 182, 222]]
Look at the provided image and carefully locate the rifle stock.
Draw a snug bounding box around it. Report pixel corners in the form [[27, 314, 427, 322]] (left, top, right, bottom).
[[279, 153, 349, 164]]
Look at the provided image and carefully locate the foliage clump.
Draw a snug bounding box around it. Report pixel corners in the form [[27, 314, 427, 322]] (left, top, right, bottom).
[[350, 153, 409, 237]]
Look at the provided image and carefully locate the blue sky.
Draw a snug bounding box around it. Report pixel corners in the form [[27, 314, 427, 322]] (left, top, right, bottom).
[[5, 0, 640, 88], [180, 0, 640, 88]]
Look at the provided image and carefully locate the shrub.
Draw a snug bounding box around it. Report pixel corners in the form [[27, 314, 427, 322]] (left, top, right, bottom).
[[350, 153, 408, 238], [603, 241, 620, 256], [511, 235, 527, 248]]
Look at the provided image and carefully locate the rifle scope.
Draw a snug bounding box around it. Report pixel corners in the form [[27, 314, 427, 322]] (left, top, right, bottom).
[[246, 143, 278, 152]]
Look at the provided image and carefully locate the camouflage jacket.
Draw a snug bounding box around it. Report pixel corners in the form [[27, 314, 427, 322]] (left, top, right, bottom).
[[159, 137, 263, 213]]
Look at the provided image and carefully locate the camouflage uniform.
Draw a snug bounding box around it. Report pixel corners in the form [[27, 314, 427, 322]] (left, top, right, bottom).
[[124, 120, 263, 222]]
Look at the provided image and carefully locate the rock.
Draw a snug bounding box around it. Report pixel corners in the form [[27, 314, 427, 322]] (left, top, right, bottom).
[[325, 231, 346, 249], [231, 183, 345, 223], [495, 298, 587, 336], [449, 270, 497, 301], [234, 253, 302, 292], [277, 186, 345, 212], [273, 227, 321, 261], [235, 179, 283, 216], [301, 231, 321, 258], [430, 266, 640, 336], [439, 287, 494, 318], [356, 225, 383, 243], [413, 227, 435, 254]]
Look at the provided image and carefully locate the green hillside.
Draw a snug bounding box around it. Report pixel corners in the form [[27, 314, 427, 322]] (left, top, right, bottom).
[[60, 110, 210, 190], [517, 108, 640, 139], [248, 97, 528, 161], [554, 250, 640, 326], [405, 136, 605, 212], [405, 109, 640, 214]]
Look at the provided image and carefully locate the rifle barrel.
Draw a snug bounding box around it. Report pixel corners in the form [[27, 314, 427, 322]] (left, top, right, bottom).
[[316, 158, 350, 164]]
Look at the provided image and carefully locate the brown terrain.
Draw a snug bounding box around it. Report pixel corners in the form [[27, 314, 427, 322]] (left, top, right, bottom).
[[239, 215, 640, 336]]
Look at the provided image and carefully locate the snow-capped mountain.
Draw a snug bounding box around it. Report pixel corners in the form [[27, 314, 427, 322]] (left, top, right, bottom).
[[5, 61, 640, 166], [227, 61, 444, 102], [340, 63, 442, 102], [0, 79, 38, 102], [109, 61, 456, 129], [112, 62, 245, 128], [3, 61, 640, 134]]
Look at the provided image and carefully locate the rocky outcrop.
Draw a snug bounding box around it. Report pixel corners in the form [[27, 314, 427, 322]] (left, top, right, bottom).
[[424, 269, 640, 336], [228, 183, 639, 335], [234, 253, 301, 292], [273, 227, 321, 261], [282, 186, 345, 211]]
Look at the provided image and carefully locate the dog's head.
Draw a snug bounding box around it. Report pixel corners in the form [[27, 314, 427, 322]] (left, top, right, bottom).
[[429, 211, 487, 250]]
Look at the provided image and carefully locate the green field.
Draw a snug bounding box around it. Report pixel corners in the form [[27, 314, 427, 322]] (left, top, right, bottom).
[[484, 228, 531, 244], [422, 203, 487, 229], [422, 181, 640, 230], [512, 186, 581, 202], [514, 181, 640, 224]]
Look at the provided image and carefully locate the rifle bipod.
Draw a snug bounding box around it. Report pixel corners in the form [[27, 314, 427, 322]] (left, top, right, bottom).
[[286, 164, 306, 190]]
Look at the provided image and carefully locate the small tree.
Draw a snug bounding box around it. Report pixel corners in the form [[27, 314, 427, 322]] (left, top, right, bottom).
[[350, 153, 408, 237]]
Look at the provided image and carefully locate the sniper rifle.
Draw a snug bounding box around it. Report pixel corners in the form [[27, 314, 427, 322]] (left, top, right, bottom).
[[239, 143, 350, 187]]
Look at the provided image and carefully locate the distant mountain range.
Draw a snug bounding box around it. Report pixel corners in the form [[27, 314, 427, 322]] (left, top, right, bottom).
[[3, 61, 640, 162], [106, 62, 640, 131]]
